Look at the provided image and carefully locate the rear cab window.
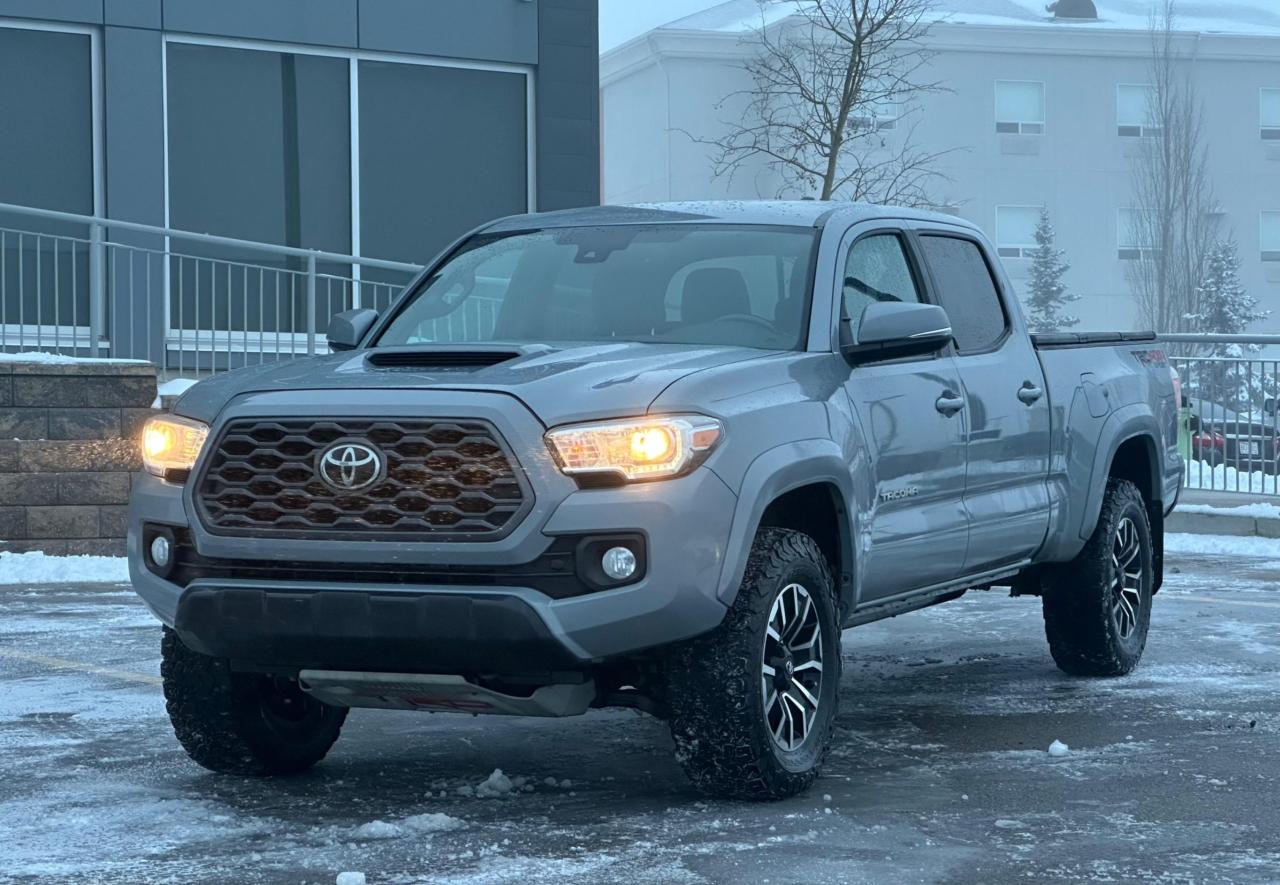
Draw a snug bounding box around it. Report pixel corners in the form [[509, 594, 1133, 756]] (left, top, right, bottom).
[[917, 235, 1009, 354]]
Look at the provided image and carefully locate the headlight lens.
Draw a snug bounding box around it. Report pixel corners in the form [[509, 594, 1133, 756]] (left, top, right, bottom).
[[141, 415, 209, 478], [546, 415, 723, 482]]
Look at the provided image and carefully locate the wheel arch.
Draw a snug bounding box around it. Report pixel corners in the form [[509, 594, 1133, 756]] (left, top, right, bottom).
[[714, 440, 860, 614]]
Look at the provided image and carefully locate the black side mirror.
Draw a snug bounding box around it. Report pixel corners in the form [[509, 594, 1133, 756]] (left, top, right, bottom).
[[327, 309, 379, 353], [842, 302, 953, 364], [1265, 398, 1278, 417]]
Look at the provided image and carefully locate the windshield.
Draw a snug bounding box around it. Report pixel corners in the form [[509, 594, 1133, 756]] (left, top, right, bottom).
[[375, 224, 818, 351]]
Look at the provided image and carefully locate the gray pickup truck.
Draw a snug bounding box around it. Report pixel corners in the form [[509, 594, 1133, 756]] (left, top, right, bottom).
[[129, 202, 1182, 800]]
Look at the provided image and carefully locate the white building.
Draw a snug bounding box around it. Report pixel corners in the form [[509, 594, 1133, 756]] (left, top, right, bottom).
[[601, 0, 1280, 331]]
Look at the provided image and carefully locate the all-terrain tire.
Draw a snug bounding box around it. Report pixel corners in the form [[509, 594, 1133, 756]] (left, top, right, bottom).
[[1042, 479, 1154, 677], [668, 528, 841, 801], [161, 628, 348, 775]]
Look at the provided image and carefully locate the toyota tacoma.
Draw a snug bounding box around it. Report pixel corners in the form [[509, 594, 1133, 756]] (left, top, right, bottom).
[[129, 202, 1182, 800]]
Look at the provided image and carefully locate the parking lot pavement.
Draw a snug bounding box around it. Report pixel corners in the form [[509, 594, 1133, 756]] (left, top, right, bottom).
[[1, 548, 1278, 885]]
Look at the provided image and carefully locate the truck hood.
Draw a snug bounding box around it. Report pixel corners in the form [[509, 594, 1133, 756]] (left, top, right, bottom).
[[174, 342, 774, 427]]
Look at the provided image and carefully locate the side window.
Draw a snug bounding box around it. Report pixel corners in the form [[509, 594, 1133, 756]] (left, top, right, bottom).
[[842, 234, 922, 342], [918, 235, 1008, 354]]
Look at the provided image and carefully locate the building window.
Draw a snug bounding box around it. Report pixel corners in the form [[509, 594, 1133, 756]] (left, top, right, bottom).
[[163, 39, 534, 344], [1118, 208, 1157, 260], [358, 60, 530, 284], [1263, 212, 1280, 262], [1117, 84, 1159, 138], [996, 206, 1042, 259], [0, 24, 98, 335], [995, 81, 1044, 134], [1262, 89, 1280, 140]]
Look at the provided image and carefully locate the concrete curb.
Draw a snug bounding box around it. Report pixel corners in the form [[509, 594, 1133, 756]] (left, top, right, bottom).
[[1167, 510, 1280, 538]]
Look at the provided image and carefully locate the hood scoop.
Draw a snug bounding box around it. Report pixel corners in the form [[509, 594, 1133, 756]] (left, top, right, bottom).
[[364, 345, 556, 371]]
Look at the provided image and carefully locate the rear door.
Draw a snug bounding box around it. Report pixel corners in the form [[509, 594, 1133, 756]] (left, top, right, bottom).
[[913, 229, 1052, 573], [838, 226, 970, 602]]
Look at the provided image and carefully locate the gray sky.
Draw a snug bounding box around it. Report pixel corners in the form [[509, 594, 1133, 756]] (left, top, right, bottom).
[[599, 0, 722, 51]]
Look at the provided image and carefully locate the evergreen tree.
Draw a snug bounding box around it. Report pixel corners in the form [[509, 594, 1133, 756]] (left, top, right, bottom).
[[1185, 240, 1271, 411], [1025, 209, 1079, 334]]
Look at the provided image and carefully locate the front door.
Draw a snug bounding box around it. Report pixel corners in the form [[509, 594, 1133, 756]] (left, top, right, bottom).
[[839, 230, 970, 602]]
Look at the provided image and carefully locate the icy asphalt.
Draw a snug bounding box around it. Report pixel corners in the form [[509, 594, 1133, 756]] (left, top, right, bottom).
[[1, 545, 1278, 885]]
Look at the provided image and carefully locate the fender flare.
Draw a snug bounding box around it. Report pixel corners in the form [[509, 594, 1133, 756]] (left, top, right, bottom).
[[713, 439, 860, 611], [1077, 404, 1163, 542]]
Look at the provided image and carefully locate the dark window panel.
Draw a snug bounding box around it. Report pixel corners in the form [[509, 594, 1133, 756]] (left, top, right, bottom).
[[358, 60, 529, 283], [919, 235, 1008, 354]]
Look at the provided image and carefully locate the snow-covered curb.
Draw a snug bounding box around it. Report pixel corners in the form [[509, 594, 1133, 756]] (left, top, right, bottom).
[[0, 552, 130, 585], [1165, 532, 1280, 558], [1176, 502, 1280, 520], [0, 351, 149, 365]]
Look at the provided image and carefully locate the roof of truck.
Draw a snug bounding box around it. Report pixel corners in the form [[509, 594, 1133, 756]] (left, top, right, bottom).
[[486, 201, 978, 231]]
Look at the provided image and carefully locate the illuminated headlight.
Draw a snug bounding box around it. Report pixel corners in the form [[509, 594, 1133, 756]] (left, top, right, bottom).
[[141, 415, 209, 478], [545, 415, 723, 482]]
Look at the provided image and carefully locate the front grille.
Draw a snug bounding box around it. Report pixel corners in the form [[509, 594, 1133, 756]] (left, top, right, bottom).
[[196, 418, 531, 540]]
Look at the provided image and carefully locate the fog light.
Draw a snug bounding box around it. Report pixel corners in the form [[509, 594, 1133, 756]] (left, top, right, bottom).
[[150, 535, 171, 569], [601, 546, 637, 581]]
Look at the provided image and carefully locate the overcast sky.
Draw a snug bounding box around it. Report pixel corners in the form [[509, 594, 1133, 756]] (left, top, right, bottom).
[[599, 0, 722, 51]]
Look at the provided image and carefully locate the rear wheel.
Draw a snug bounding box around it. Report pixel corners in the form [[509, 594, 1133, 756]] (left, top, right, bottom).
[[667, 528, 841, 800], [161, 628, 347, 775], [1042, 479, 1153, 677]]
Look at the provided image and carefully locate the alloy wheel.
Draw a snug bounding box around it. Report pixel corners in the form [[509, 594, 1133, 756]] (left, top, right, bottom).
[[761, 583, 825, 752], [1110, 516, 1145, 640]]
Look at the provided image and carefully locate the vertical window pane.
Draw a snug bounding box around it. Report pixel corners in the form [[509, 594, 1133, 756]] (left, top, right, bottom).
[[1118, 208, 1144, 248], [166, 43, 351, 337], [996, 81, 1044, 124], [359, 61, 528, 291], [997, 207, 1041, 250], [1117, 84, 1153, 127], [0, 27, 94, 330], [1262, 212, 1280, 259], [918, 236, 1007, 354], [1262, 89, 1280, 128]]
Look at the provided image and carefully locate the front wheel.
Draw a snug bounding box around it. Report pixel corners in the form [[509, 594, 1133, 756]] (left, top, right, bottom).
[[161, 628, 347, 776], [1042, 479, 1154, 677], [667, 528, 841, 800]]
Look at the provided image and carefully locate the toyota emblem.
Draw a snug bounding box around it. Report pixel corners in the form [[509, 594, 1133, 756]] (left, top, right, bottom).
[[318, 443, 383, 492]]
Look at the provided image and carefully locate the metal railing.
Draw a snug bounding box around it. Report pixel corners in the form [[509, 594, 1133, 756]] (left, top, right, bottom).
[[0, 201, 425, 373], [1167, 334, 1280, 497]]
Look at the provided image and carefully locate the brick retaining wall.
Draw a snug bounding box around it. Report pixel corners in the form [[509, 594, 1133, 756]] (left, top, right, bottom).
[[0, 361, 157, 556]]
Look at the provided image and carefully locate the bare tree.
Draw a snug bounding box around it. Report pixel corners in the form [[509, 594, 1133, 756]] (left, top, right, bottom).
[[1126, 0, 1220, 333], [701, 0, 951, 206]]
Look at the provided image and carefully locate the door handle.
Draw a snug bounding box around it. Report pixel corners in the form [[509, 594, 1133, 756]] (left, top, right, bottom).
[[1018, 383, 1045, 406], [935, 391, 966, 416]]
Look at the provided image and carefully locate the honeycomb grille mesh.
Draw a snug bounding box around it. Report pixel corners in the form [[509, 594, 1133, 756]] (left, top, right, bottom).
[[196, 419, 529, 539]]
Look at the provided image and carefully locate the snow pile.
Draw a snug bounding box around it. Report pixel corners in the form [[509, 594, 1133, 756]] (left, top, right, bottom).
[[336, 874, 366, 885], [1166, 533, 1280, 558], [0, 552, 129, 586], [151, 377, 200, 409], [352, 820, 403, 841], [1048, 740, 1070, 757], [0, 351, 149, 365], [403, 812, 465, 834], [457, 769, 536, 799], [1177, 502, 1280, 520], [1184, 462, 1280, 496]]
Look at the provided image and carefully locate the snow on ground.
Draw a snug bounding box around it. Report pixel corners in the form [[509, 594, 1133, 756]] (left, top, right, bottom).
[[1184, 461, 1280, 496], [1177, 502, 1280, 519], [151, 377, 199, 408], [0, 551, 129, 585], [1165, 532, 1280, 558], [0, 351, 149, 365]]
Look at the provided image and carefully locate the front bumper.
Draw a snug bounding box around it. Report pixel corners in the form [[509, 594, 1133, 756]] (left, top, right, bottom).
[[128, 393, 738, 671]]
